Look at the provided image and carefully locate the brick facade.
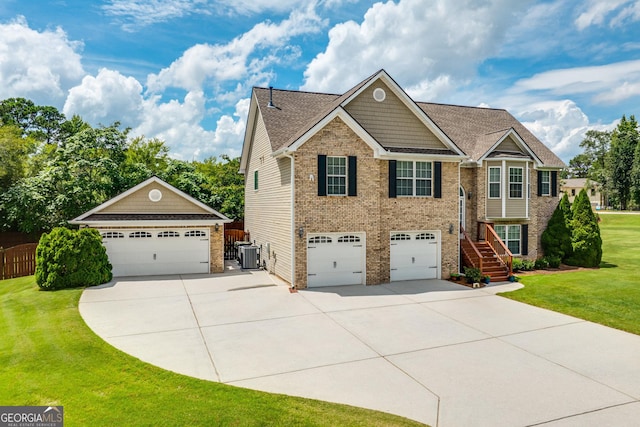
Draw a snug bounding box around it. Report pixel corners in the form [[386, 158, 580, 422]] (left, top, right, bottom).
[[293, 117, 459, 288]]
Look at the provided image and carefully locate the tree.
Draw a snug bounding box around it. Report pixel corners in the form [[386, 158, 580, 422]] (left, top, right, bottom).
[[566, 189, 602, 267], [567, 153, 590, 178], [195, 155, 244, 220], [0, 125, 36, 192], [0, 98, 66, 144], [541, 193, 573, 262], [607, 115, 639, 210]]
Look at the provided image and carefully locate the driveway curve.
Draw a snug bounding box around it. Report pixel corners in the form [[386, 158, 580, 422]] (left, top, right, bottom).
[[79, 268, 640, 426]]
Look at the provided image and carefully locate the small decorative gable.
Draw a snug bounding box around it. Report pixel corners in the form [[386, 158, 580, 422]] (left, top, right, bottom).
[[495, 134, 526, 155]]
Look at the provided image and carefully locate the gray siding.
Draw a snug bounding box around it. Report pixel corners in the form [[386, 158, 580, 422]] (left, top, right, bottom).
[[344, 82, 447, 150], [244, 112, 293, 283]]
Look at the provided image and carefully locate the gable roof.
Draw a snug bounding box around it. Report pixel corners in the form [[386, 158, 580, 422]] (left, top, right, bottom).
[[241, 70, 565, 170], [70, 176, 231, 225]]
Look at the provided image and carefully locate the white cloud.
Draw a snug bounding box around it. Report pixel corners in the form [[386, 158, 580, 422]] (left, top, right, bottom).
[[514, 100, 617, 162], [103, 0, 212, 30], [0, 16, 85, 106], [575, 0, 632, 30], [512, 60, 640, 103], [147, 5, 324, 95], [301, 0, 533, 96], [64, 69, 144, 126]]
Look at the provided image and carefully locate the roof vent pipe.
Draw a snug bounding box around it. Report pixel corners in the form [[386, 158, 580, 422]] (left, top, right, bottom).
[[267, 86, 275, 108]]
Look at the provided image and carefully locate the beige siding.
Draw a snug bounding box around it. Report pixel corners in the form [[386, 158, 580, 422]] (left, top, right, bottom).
[[505, 162, 527, 218], [244, 112, 293, 283], [495, 135, 524, 153], [101, 182, 210, 214], [484, 160, 529, 219], [344, 82, 447, 150]]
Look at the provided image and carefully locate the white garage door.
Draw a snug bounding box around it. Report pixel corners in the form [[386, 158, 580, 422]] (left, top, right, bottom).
[[307, 233, 365, 287], [390, 231, 440, 281], [100, 229, 210, 277]]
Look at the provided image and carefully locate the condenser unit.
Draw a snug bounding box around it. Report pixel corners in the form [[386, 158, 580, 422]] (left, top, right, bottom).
[[240, 245, 259, 269]]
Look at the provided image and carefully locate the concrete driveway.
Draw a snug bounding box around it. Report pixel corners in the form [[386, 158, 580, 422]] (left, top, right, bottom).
[[79, 268, 640, 426]]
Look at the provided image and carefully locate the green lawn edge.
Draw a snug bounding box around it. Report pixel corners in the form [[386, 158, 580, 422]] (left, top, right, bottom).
[[500, 213, 640, 336], [0, 276, 426, 427]]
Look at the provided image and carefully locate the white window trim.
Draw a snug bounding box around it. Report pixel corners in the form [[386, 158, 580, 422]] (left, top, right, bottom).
[[488, 166, 501, 199], [396, 161, 433, 197], [327, 156, 347, 196], [540, 170, 551, 196], [495, 224, 522, 255], [508, 167, 524, 199]]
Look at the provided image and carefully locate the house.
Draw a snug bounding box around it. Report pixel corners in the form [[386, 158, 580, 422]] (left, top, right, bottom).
[[71, 177, 230, 277], [560, 178, 602, 209], [240, 70, 565, 289]]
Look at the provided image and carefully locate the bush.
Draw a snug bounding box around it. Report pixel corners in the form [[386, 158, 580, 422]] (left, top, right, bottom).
[[541, 194, 573, 262], [546, 255, 562, 268], [535, 258, 549, 270], [512, 258, 523, 272], [463, 266, 482, 283], [36, 227, 112, 290], [566, 189, 603, 267]]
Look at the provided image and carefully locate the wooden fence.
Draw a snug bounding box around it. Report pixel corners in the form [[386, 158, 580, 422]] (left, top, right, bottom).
[[0, 243, 38, 280]]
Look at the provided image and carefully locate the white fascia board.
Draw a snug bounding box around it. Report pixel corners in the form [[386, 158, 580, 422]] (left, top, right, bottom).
[[273, 108, 385, 158], [69, 219, 230, 227], [478, 128, 543, 166], [340, 71, 465, 157], [71, 177, 231, 222], [239, 92, 259, 174]]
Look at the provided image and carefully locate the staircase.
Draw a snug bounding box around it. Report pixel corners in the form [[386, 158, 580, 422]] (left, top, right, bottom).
[[460, 223, 512, 283], [474, 241, 510, 282]]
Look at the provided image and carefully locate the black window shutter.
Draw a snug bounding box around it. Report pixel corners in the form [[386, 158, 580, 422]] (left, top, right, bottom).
[[521, 224, 529, 256], [551, 171, 558, 197], [388, 160, 397, 198], [434, 161, 442, 199], [537, 171, 542, 196], [318, 155, 327, 196], [348, 156, 357, 196]]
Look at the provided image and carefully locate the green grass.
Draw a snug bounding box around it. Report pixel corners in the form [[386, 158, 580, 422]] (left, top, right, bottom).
[[501, 213, 640, 335], [0, 277, 425, 427]]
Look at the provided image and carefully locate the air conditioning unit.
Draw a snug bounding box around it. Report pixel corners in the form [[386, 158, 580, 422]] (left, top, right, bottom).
[[240, 245, 259, 269]]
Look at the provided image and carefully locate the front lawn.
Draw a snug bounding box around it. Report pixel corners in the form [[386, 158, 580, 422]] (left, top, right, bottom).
[[501, 213, 640, 335], [0, 276, 424, 427]]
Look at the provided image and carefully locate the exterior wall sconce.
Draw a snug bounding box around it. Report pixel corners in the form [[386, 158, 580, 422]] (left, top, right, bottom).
[[449, 223, 454, 234], [467, 191, 473, 200], [215, 223, 220, 232], [298, 227, 304, 238]]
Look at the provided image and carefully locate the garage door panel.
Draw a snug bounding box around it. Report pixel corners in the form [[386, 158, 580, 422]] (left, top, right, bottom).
[[390, 231, 439, 282], [307, 234, 364, 287], [101, 229, 210, 277]]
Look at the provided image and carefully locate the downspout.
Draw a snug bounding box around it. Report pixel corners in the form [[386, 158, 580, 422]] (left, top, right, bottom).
[[458, 160, 461, 274], [283, 152, 296, 289]]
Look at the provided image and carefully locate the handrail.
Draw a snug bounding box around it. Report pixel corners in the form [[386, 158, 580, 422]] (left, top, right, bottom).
[[482, 223, 513, 275], [460, 226, 483, 273]]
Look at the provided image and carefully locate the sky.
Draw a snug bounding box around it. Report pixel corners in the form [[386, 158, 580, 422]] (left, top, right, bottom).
[[1, 0, 639, 163]]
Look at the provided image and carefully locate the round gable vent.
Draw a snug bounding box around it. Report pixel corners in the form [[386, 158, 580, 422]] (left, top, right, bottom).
[[148, 189, 162, 202], [373, 87, 386, 102]]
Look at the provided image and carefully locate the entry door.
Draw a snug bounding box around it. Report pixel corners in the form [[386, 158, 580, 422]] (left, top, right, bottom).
[[390, 231, 439, 281]]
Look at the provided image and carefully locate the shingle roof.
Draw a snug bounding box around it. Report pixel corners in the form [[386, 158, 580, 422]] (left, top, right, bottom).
[[252, 72, 565, 168]]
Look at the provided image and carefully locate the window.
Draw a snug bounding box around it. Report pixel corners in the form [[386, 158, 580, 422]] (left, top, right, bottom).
[[327, 156, 347, 195], [254, 170, 258, 190], [391, 233, 411, 241], [158, 231, 180, 238], [338, 235, 361, 243], [184, 230, 207, 237], [308, 236, 332, 244], [591, 188, 596, 196], [396, 161, 432, 196], [571, 189, 576, 196], [416, 233, 436, 240], [540, 171, 550, 196], [129, 231, 152, 238], [488, 167, 501, 198], [509, 167, 523, 198], [494, 225, 521, 255], [102, 231, 124, 239]]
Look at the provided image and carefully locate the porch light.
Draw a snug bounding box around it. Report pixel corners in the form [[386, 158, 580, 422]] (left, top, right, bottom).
[[467, 191, 473, 200], [449, 223, 454, 234], [298, 227, 304, 238]]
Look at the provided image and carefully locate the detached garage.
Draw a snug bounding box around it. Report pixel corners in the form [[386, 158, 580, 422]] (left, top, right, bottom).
[[70, 177, 230, 277]]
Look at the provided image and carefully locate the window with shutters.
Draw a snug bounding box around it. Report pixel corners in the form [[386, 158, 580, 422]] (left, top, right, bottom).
[[494, 225, 521, 255], [540, 170, 550, 196], [327, 156, 347, 195], [396, 161, 432, 197]]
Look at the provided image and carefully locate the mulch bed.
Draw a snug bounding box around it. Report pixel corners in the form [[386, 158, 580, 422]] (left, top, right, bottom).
[[515, 264, 596, 276]]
